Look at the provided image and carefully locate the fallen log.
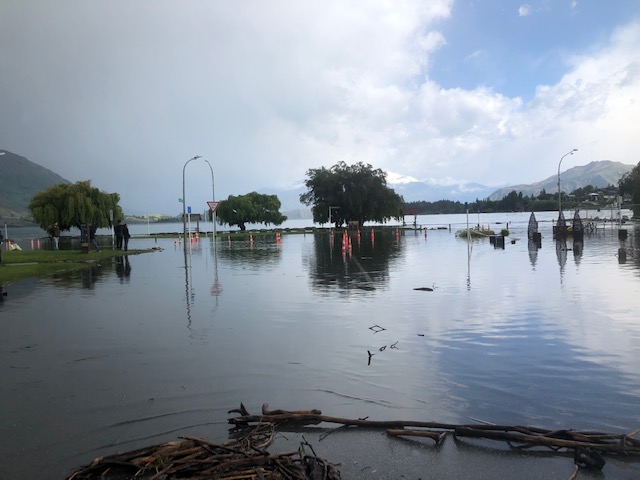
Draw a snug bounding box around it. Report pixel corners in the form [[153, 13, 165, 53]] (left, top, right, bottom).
[[228, 403, 640, 461], [454, 427, 640, 454]]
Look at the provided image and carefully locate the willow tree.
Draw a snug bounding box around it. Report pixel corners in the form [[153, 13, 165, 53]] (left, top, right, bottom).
[[29, 180, 124, 231], [619, 161, 640, 218], [217, 192, 287, 231], [300, 161, 403, 227]]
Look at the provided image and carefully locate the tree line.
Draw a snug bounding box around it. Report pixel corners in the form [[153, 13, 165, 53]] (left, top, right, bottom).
[[404, 184, 622, 215], [27, 160, 640, 232]]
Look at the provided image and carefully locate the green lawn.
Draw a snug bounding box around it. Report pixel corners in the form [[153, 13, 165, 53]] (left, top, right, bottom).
[[0, 248, 153, 285]]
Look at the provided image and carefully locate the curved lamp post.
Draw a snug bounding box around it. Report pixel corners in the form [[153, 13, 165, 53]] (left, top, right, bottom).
[[182, 155, 202, 242], [204, 159, 216, 241], [557, 149, 578, 218]]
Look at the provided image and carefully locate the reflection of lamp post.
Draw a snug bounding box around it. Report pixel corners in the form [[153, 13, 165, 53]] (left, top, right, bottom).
[[204, 159, 216, 241], [182, 155, 201, 242], [557, 149, 578, 218]]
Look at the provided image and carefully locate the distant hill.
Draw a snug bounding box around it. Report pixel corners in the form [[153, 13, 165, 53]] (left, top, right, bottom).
[[487, 160, 633, 201], [0, 149, 70, 217], [389, 180, 495, 203]]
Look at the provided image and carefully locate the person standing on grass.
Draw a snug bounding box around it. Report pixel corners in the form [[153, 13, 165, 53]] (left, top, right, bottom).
[[114, 221, 124, 249], [122, 223, 130, 251], [48, 222, 60, 250]]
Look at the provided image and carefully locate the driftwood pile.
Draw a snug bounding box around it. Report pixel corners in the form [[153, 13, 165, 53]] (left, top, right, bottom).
[[66, 421, 340, 480], [68, 403, 640, 479], [229, 403, 640, 476]]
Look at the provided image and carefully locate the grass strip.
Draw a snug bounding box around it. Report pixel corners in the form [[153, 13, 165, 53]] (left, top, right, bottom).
[[0, 248, 152, 285]]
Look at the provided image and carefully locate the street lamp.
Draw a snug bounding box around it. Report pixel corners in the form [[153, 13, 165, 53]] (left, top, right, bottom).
[[182, 155, 201, 242], [557, 149, 578, 218], [204, 159, 216, 241]]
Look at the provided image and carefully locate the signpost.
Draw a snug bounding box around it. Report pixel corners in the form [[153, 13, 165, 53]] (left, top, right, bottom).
[[207, 202, 220, 241]]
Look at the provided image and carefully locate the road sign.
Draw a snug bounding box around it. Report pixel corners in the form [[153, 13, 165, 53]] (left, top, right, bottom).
[[207, 201, 220, 212], [187, 206, 191, 214]]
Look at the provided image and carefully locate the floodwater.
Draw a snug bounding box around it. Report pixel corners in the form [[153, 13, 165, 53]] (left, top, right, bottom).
[[1, 212, 640, 479]]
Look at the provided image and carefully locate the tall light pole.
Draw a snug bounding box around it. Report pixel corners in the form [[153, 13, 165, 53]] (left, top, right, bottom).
[[557, 149, 578, 218], [204, 159, 216, 241], [182, 155, 201, 242]]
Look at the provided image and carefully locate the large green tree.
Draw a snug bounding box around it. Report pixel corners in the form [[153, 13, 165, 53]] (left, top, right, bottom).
[[217, 192, 287, 231], [300, 161, 403, 227], [29, 180, 124, 231], [619, 161, 640, 218]]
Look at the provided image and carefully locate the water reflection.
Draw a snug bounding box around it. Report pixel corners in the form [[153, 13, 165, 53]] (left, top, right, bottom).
[[209, 245, 223, 299], [216, 236, 282, 269], [115, 256, 132, 282], [555, 237, 567, 282], [3, 220, 640, 479], [573, 239, 583, 264], [527, 240, 540, 268], [183, 248, 194, 328], [307, 230, 403, 293]]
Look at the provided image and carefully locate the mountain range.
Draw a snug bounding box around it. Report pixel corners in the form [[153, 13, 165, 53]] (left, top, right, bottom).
[[485, 160, 633, 201], [0, 149, 70, 218], [0, 149, 634, 219], [271, 160, 634, 214]]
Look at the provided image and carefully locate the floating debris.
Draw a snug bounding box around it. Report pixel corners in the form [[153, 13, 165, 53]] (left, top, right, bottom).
[[67, 419, 340, 479]]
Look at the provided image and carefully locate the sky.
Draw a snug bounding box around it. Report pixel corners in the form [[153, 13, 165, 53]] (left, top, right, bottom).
[[1, 0, 639, 215]]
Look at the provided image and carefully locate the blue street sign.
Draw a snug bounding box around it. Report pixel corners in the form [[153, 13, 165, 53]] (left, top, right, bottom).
[[187, 206, 191, 214]]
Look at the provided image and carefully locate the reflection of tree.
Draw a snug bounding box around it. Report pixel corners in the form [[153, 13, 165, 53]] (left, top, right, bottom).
[[618, 225, 640, 267], [215, 237, 282, 270], [306, 231, 403, 293], [628, 225, 640, 269]]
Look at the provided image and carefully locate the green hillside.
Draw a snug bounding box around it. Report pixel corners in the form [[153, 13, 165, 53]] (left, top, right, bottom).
[[0, 149, 70, 217], [487, 160, 633, 200]]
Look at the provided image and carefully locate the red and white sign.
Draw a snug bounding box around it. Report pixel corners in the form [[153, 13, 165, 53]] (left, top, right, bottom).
[[207, 201, 221, 212]]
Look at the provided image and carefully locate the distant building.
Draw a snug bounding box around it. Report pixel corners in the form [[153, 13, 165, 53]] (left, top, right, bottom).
[[588, 193, 600, 202]]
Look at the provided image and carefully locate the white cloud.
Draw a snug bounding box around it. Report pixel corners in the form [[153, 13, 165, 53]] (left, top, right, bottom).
[[465, 49, 486, 61], [0, 1, 639, 213], [518, 4, 531, 17]]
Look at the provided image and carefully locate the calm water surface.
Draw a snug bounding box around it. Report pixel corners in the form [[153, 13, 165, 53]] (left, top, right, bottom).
[[1, 212, 639, 479]]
